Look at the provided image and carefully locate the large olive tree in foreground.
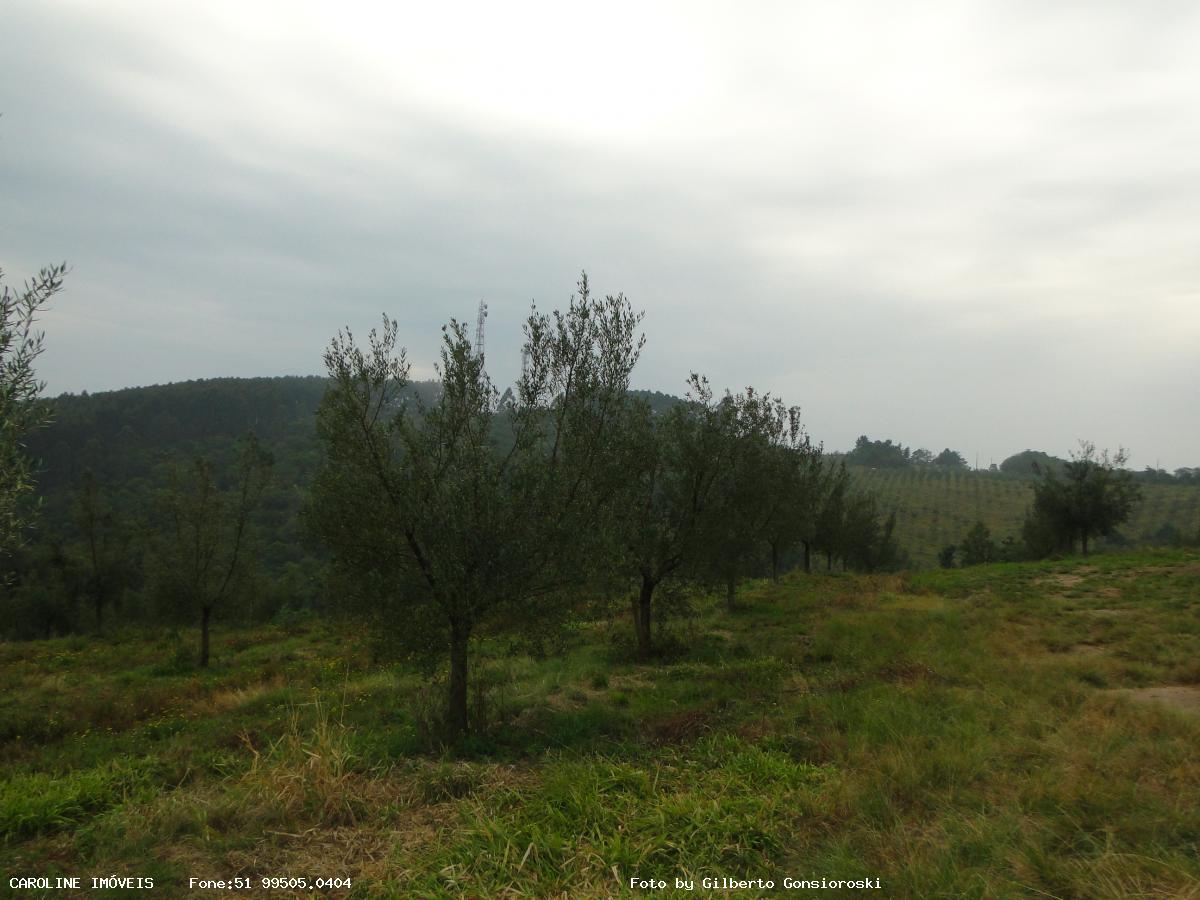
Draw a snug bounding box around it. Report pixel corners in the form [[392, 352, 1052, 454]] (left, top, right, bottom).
[[1, 264, 66, 570], [309, 275, 642, 739]]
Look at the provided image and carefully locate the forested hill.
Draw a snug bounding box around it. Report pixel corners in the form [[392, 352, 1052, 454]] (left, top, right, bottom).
[[31, 378, 682, 491], [26, 378, 682, 556], [31, 376, 331, 493]]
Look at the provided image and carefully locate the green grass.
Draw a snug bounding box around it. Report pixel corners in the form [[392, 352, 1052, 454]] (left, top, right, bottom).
[[2, 550, 1199, 897], [0, 758, 154, 841], [852, 466, 1200, 566]]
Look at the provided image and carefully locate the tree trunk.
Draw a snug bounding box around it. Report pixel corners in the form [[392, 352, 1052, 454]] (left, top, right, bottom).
[[447, 626, 470, 740], [1081, 532, 1089, 556], [826, 550, 833, 572], [199, 604, 212, 668], [803, 541, 811, 574], [94, 593, 104, 633], [725, 574, 738, 612], [770, 543, 779, 583], [633, 574, 655, 659]]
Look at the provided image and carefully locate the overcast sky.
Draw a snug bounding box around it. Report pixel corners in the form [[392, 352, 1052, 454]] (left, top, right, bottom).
[[3, 1, 1198, 468]]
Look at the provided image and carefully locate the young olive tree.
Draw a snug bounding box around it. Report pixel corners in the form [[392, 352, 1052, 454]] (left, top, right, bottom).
[[151, 435, 273, 667], [813, 460, 851, 571], [693, 389, 805, 608], [74, 470, 133, 631], [755, 407, 821, 582], [791, 445, 829, 574], [1, 264, 66, 570], [959, 520, 997, 566], [839, 492, 901, 572], [615, 375, 737, 657], [309, 275, 642, 739]]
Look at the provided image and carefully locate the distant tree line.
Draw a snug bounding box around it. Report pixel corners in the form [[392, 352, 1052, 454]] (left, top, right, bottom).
[[1000, 448, 1199, 485], [844, 436, 970, 470], [849, 440, 1200, 487]]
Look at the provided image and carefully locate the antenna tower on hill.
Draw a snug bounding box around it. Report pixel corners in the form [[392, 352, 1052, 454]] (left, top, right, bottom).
[[474, 300, 487, 365]]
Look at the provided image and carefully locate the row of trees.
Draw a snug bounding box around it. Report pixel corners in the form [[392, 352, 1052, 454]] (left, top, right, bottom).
[[1, 268, 318, 644], [309, 275, 902, 737], [4, 438, 276, 663], [1000, 449, 1199, 486]]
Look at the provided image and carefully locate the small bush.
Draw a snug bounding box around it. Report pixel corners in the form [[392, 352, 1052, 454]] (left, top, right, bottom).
[[241, 695, 362, 826], [417, 762, 485, 804]]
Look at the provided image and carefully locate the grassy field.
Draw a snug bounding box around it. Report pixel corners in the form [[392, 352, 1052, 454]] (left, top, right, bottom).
[[851, 467, 1200, 567], [2, 551, 1200, 897]]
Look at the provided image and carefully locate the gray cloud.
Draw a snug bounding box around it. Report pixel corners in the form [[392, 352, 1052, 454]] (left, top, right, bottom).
[[2, 0, 1198, 468]]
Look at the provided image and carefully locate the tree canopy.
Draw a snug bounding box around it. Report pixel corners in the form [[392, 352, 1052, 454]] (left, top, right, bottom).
[[1025, 443, 1142, 556], [308, 275, 643, 738], [1, 264, 65, 569]]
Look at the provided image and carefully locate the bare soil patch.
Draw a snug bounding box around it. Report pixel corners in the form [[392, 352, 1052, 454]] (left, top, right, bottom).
[[649, 707, 714, 745], [878, 661, 943, 683], [1044, 573, 1084, 588], [1058, 643, 1107, 658], [1109, 685, 1200, 719], [1041, 566, 1102, 589]]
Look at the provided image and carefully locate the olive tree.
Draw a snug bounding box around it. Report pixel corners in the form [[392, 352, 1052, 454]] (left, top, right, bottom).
[[692, 389, 806, 608], [614, 375, 742, 656], [1, 264, 66, 569], [74, 470, 133, 631], [309, 275, 642, 739], [959, 520, 997, 566], [813, 461, 851, 571], [755, 406, 821, 582], [151, 435, 273, 667], [1026, 442, 1141, 556]]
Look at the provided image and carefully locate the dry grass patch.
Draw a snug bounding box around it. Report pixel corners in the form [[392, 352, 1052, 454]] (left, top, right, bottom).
[[223, 824, 412, 892], [194, 676, 287, 716], [609, 672, 652, 691], [1044, 573, 1086, 588], [880, 593, 950, 612]]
